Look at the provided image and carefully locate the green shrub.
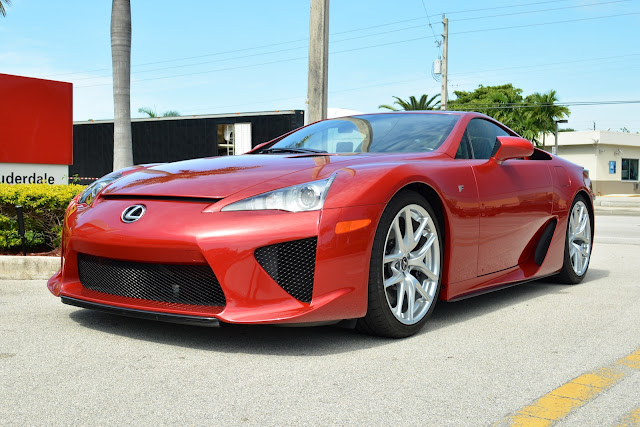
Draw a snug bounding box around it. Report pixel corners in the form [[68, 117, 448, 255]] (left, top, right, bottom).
[[0, 184, 85, 253]]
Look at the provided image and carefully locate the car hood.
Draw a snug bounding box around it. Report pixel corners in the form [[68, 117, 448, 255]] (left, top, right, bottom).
[[102, 154, 371, 199]]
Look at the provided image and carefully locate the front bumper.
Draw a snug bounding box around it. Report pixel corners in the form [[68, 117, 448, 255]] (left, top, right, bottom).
[[48, 198, 383, 325]]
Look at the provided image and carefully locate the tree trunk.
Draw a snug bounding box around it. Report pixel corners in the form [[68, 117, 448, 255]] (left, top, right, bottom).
[[111, 0, 132, 170]]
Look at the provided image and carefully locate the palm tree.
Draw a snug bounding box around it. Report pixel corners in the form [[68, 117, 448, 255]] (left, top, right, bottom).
[[527, 90, 570, 149], [111, 0, 133, 171], [379, 94, 440, 111], [138, 107, 180, 118], [509, 111, 541, 146], [0, 0, 11, 17]]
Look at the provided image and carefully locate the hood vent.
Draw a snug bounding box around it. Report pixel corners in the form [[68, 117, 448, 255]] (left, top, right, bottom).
[[101, 194, 221, 204]]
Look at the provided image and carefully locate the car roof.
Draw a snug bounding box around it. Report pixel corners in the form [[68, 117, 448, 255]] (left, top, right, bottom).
[[339, 110, 490, 120]]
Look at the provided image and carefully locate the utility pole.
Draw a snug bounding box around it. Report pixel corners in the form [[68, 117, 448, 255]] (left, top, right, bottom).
[[554, 119, 568, 155], [307, 0, 330, 123], [440, 14, 448, 110]]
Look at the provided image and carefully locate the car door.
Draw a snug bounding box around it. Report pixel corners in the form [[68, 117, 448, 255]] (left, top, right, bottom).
[[465, 118, 553, 276]]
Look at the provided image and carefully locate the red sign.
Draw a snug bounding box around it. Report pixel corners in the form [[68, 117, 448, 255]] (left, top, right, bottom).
[[0, 73, 73, 165]]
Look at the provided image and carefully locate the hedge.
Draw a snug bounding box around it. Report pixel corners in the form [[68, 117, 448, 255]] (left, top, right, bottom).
[[0, 184, 85, 253]]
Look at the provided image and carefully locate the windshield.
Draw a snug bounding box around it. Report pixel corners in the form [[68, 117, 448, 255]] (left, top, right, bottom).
[[266, 113, 459, 154]]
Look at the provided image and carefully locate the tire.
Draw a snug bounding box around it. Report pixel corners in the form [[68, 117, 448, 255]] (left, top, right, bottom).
[[357, 191, 443, 338], [554, 195, 593, 284]]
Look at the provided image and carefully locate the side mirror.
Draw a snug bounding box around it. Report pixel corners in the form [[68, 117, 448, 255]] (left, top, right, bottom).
[[492, 136, 534, 164]]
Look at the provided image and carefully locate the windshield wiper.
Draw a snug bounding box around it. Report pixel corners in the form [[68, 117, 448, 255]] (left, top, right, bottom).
[[263, 147, 328, 154]]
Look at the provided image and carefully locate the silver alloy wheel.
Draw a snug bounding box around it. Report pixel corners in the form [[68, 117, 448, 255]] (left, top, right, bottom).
[[568, 200, 591, 276], [382, 204, 440, 325]]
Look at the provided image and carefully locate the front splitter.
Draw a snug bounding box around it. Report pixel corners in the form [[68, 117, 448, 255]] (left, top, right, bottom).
[[61, 296, 221, 327]]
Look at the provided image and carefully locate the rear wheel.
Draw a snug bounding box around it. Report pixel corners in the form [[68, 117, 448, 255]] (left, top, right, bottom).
[[357, 191, 442, 338], [555, 196, 592, 284]]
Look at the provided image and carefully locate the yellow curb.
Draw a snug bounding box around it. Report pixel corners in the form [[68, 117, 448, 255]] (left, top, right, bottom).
[[614, 405, 640, 427], [549, 382, 602, 401], [509, 414, 553, 427], [618, 352, 640, 369], [496, 348, 639, 426]]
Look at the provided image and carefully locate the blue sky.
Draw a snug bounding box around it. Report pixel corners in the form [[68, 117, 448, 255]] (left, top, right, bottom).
[[1, 0, 639, 132]]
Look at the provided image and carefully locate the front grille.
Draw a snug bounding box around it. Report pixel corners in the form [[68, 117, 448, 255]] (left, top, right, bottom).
[[77, 253, 226, 307], [254, 237, 317, 303]]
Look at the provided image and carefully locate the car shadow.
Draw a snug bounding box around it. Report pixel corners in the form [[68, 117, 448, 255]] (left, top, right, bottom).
[[69, 309, 392, 355], [67, 267, 609, 355], [422, 267, 609, 335]]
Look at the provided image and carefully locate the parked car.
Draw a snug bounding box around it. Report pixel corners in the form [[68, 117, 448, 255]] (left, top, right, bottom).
[[48, 111, 594, 337]]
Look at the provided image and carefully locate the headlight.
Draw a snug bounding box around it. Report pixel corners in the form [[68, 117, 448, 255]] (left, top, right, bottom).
[[221, 176, 335, 212], [77, 171, 123, 205]]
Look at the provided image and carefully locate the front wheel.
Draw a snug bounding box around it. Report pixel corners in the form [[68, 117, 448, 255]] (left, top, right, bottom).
[[554, 196, 592, 284], [357, 191, 442, 338]]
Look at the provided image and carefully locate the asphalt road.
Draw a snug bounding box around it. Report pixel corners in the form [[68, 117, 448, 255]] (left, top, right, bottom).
[[1, 214, 638, 426]]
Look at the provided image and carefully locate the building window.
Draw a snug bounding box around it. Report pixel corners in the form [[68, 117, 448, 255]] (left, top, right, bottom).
[[621, 158, 639, 181]]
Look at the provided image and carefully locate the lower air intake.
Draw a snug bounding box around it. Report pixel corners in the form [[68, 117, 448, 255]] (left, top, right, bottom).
[[77, 253, 226, 307], [254, 237, 317, 303]]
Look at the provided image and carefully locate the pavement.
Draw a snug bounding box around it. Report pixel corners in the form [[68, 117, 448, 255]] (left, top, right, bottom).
[[1, 214, 639, 426], [0, 195, 638, 281]]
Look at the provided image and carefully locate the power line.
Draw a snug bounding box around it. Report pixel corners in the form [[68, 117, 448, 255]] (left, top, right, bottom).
[[77, 36, 439, 88], [453, 0, 630, 22], [451, 100, 640, 110], [436, 0, 575, 16], [71, 45, 308, 81], [181, 99, 640, 117], [332, 17, 426, 36], [449, 53, 640, 77], [136, 76, 440, 115], [453, 11, 640, 35], [47, 0, 625, 80], [49, 17, 435, 79], [72, 9, 640, 88], [86, 18, 633, 87], [47, 18, 434, 79], [73, 24, 434, 82], [419, 0, 440, 45]]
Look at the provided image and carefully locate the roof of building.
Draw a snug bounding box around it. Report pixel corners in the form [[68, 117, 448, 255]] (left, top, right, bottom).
[[554, 130, 640, 147], [74, 110, 304, 125]]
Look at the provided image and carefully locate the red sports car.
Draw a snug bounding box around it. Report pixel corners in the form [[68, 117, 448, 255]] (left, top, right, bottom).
[[48, 111, 594, 337]]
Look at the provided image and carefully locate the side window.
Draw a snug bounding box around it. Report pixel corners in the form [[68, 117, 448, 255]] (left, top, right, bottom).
[[455, 132, 471, 159], [466, 119, 509, 159]]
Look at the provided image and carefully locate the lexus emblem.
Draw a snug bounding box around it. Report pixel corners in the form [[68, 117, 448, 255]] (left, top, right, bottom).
[[121, 204, 146, 223]]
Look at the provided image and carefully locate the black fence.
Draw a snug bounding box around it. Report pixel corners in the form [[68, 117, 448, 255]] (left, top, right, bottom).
[[70, 111, 304, 184]]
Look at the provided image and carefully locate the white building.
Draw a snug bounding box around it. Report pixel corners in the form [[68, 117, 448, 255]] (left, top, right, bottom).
[[547, 131, 640, 196]]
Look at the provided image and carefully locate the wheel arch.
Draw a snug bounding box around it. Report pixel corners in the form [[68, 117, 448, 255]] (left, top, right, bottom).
[[574, 188, 595, 240], [397, 182, 447, 241], [386, 181, 451, 288]]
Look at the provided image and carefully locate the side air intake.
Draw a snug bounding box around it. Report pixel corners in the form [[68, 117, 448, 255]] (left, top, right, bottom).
[[254, 237, 317, 303], [534, 219, 558, 266]]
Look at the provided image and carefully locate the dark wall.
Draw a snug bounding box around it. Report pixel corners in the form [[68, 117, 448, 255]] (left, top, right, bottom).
[[70, 111, 304, 183], [132, 118, 217, 164], [71, 121, 114, 180]]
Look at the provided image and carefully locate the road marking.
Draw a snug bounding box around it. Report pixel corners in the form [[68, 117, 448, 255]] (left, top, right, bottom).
[[494, 348, 640, 426], [615, 405, 640, 427]]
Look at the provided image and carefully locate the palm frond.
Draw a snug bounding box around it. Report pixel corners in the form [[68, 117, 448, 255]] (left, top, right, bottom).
[[378, 104, 399, 111], [0, 0, 12, 17], [378, 94, 441, 111], [138, 107, 158, 118]]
